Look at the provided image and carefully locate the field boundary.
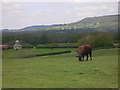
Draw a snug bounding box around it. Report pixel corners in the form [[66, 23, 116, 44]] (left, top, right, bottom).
[[93, 48, 119, 51], [24, 50, 71, 58]]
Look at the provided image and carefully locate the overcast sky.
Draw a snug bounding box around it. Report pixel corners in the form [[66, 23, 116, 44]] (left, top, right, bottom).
[[1, 1, 118, 29]]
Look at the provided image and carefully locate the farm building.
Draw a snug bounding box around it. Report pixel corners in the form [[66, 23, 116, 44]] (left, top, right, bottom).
[[0, 45, 8, 50], [13, 40, 22, 50]]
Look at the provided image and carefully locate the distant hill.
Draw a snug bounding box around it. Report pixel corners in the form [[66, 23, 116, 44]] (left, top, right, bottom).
[[2, 14, 119, 35], [74, 15, 118, 24], [67, 14, 119, 32], [19, 24, 66, 30]]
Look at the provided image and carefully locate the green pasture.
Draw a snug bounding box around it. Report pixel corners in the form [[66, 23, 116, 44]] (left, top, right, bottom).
[[2, 48, 73, 59], [2, 48, 118, 88]]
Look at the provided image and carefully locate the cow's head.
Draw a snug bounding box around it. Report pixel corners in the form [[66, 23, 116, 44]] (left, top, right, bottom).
[[76, 50, 82, 61], [76, 55, 82, 61]]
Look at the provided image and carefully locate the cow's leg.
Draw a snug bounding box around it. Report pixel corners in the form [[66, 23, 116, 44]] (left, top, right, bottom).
[[78, 57, 81, 61], [86, 54, 88, 61], [82, 56, 84, 61], [90, 51, 92, 60]]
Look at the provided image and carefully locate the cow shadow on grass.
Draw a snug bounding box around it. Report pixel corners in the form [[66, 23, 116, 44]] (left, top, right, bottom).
[[76, 59, 95, 62]]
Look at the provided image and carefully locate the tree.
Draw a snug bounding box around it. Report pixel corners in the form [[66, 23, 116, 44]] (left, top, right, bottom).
[[94, 32, 113, 47], [76, 35, 96, 47], [40, 34, 49, 44], [76, 32, 113, 48]]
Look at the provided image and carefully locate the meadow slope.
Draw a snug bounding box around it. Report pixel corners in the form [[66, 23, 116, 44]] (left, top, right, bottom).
[[2, 48, 118, 88]]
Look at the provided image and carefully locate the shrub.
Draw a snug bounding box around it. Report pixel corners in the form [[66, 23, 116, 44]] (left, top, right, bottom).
[[76, 35, 95, 47], [76, 32, 113, 48], [25, 50, 71, 58], [37, 43, 77, 48]]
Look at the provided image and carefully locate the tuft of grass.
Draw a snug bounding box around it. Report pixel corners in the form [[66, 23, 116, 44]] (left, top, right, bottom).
[[2, 48, 118, 88]]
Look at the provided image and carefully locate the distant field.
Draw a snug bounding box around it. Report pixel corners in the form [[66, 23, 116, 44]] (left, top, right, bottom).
[[2, 48, 74, 59], [2, 48, 118, 88]]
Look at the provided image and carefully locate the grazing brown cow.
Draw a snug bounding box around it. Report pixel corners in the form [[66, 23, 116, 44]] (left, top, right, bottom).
[[76, 45, 92, 61]]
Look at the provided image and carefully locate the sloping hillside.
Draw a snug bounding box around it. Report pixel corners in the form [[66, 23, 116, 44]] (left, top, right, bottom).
[[2, 14, 119, 34], [67, 15, 118, 32]]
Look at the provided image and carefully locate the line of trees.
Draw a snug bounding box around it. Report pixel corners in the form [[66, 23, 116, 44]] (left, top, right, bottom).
[[76, 32, 114, 48], [2, 31, 119, 48]]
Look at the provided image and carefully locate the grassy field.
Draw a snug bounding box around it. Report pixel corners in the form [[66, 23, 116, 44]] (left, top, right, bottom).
[[2, 48, 118, 88], [2, 48, 73, 59]]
